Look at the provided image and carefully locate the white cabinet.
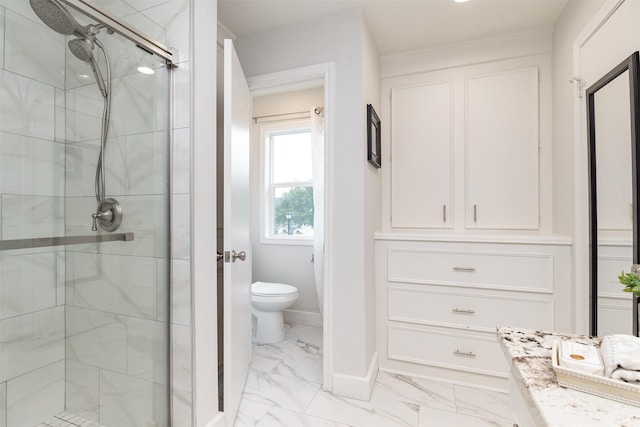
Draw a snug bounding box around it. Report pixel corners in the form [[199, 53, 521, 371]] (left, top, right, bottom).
[[391, 82, 453, 228], [466, 68, 539, 229], [375, 235, 571, 387], [385, 56, 548, 232]]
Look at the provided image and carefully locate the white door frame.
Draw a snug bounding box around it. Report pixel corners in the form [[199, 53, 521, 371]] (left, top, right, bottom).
[[191, 0, 221, 425], [247, 62, 336, 390], [572, 0, 626, 334]]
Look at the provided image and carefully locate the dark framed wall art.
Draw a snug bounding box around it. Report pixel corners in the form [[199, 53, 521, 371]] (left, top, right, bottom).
[[367, 104, 381, 168]]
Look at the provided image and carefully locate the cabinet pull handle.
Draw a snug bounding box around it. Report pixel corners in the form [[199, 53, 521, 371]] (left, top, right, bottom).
[[454, 350, 476, 358], [452, 267, 476, 272], [452, 308, 475, 315], [443, 204, 446, 222], [474, 204, 477, 223]]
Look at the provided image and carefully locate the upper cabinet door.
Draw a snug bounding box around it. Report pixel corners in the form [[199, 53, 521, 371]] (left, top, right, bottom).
[[391, 82, 453, 228], [466, 67, 540, 230]]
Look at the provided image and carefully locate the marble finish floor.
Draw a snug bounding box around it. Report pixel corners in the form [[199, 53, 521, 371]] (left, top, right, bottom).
[[235, 324, 513, 427]]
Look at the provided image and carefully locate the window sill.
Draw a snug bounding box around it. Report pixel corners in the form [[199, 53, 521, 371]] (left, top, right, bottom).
[[260, 236, 313, 246]]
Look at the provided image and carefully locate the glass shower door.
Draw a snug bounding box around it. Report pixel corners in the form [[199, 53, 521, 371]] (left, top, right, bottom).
[[0, 1, 171, 425]]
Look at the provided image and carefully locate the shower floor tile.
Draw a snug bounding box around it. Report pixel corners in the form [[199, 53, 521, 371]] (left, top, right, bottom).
[[39, 411, 106, 427]]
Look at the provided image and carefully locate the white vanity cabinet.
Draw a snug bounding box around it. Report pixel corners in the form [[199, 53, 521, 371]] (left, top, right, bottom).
[[375, 235, 572, 388]]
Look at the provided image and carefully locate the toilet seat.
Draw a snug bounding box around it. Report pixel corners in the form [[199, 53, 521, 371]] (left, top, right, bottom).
[[251, 282, 297, 296]]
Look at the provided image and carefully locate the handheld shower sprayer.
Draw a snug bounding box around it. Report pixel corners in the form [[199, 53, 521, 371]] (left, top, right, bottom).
[[68, 37, 108, 97]]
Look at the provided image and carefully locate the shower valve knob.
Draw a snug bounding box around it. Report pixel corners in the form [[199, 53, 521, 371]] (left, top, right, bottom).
[[91, 198, 122, 232], [91, 210, 110, 231]]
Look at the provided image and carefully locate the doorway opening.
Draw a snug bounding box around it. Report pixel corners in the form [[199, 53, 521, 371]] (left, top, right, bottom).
[[247, 62, 335, 395], [217, 55, 335, 419], [248, 85, 326, 390]]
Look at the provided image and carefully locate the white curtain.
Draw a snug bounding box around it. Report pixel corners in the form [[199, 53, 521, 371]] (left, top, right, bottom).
[[311, 106, 324, 315]]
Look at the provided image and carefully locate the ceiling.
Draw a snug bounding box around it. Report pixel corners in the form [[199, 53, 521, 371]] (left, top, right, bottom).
[[218, 0, 569, 57]]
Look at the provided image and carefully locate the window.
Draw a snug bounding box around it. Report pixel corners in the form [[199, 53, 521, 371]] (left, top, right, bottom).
[[261, 120, 314, 243]]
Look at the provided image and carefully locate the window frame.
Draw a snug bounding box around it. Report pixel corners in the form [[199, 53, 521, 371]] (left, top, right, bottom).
[[259, 119, 314, 245]]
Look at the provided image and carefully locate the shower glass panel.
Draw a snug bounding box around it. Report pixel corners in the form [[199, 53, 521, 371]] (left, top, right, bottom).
[[0, 1, 171, 426]]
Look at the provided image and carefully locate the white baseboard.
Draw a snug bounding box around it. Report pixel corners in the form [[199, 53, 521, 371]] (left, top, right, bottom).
[[332, 351, 379, 401], [283, 308, 323, 328]]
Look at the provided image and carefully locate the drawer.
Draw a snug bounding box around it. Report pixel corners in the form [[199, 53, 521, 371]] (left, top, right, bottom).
[[387, 248, 553, 292], [388, 324, 508, 377], [388, 286, 553, 331]]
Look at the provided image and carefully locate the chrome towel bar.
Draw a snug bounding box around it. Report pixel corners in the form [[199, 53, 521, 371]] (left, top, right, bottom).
[[0, 232, 134, 251]]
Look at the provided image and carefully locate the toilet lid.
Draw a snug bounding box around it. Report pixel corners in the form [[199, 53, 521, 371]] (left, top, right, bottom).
[[251, 282, 298, 296]]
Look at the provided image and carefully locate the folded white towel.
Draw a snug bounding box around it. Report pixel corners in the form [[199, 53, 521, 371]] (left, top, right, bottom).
[[600, 334, 640, 382], [612, 369, 640, 383]]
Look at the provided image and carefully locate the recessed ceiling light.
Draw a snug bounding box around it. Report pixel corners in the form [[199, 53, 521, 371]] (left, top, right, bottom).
[[454, 0, 470, 3], [137, 66, 155, 75]]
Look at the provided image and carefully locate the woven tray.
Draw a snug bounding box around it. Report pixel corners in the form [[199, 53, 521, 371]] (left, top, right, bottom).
[[551, 341, 640, 407]]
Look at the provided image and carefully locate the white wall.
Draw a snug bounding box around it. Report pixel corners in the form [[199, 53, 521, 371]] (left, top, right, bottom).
[[251, 88, 324, 315], [551, 0, 606, 237], [234, 8, 381, 397], [362, 23, 381, 372]]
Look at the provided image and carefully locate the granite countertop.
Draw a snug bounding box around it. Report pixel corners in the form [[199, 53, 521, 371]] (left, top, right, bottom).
[[497, 327, 640, 426]]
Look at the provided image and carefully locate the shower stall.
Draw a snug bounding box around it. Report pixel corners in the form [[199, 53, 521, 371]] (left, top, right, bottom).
[[0, 0, 176, 425]]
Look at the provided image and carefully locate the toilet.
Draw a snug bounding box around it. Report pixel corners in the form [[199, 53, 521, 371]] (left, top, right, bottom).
[[251, 281, 299, 344]]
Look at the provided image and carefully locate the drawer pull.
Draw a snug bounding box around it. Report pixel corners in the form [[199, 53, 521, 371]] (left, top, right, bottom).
[[453, 267, 476, 272], [452, 308, 475, 315], [454, 350, 477, 358]]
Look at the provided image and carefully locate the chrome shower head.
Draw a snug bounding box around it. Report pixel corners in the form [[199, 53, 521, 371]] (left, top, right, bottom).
[[68, 37, 94, 62], [31, 0, 110, 98], [29, 0, 82, 36]]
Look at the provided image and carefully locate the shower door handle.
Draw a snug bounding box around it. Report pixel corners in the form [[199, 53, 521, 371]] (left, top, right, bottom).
[[231, 250, 246, 262]]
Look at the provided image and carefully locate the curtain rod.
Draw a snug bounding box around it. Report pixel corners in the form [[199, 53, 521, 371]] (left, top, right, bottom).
[[253, 107, 324, 123]]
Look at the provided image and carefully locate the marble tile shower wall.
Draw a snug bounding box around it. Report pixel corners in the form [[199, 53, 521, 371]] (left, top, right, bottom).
[[0, 0, 193, 426], [1, 1, 66, 426]]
